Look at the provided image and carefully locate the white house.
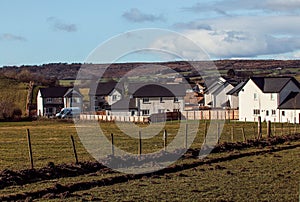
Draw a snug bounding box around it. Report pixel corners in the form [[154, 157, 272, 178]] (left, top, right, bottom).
[[204, 77, 236, 108], [239, 76, 300, 122], [37, 87, 83, 116], [278, 92, 300, 123], [226, 81, 246, 109]]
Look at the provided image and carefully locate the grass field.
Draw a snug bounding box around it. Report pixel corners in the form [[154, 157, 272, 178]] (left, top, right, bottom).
[[0, 120, 299, 170], [0, 120, 299, 201]]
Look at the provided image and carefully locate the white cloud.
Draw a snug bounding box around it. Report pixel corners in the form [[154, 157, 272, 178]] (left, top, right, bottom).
[[0, 33, 26, 41], [47, 17, 77, 32], [154, 15, 300, 59], [183, 0, 300, 14], [122, 8, 165, 23]]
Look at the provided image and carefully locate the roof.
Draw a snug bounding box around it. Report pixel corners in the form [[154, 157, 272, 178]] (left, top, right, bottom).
[[278, 92, 300, 109], [250, 76, 299, 93], [132, 84, 186, 98], [110, 98, 137, 110], [64, 88, 83, 98], [226, 81, 246, 95], [39, 87, 70, 98], [89, 82, 118, 96]]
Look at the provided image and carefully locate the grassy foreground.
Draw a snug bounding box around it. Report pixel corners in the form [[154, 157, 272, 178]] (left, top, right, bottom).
[[0, 120, 299, 201], [0, 120, 299, 170]]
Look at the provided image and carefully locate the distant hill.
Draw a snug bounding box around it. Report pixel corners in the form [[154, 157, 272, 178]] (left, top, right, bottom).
[[1, 60, 300, 82]]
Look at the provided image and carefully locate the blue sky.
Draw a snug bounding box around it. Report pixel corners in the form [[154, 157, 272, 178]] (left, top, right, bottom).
[[1, 0, 300, 66]]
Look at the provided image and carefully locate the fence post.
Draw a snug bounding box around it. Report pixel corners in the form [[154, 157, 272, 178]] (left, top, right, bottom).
[[185, 123, 188, 149], [273, 124, 276, 136], [26, 129, 34, 169], [267, 121, 271, 138], [217, 123, 220, 144], [281, 123, 283, 136], [138, 130, 142, 156], [163, 130, 167, 151], [242, 127, 246, 142], [70, 135, 79, 164], [111, 133, 115, 157], [253, 122, 256, 139], [231, 126, 234, 142], [204, 122, 207, 144], [257, 116, 262, 139]]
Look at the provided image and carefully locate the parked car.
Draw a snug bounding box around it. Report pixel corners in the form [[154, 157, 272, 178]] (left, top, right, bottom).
[[56, 107, 81, 119]]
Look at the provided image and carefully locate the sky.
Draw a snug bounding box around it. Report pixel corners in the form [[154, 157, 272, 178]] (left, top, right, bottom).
[[1, 0, 300, 66]]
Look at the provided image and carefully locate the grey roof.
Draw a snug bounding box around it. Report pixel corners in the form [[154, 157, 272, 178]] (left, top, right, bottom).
[[110, 98, 137, 110], [226, 81, 246, 95], [64, 88, 83, 98], [278, 92, 300, 109], [89, 82, 118, 96], [251, 76, 299, 93], [39, 87, 70, 98], [132, 84, 186, 98]]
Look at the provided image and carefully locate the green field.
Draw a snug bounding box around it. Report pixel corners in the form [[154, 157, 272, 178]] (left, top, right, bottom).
[[0, 120, 299, 201], [0, 120, 299, 170]]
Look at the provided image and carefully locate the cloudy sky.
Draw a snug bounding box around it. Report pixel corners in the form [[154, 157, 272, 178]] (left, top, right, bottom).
[[1, 0, 300, 66]]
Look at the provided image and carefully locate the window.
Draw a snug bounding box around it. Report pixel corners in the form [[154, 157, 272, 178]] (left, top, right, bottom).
[[158, 109, 165, 113], [174, 97, 179, 102], [46, 98, 52, 103], [272, 110, 276, 115], [253, 109, 260, 115], [142, 110, 149, 115], [173, 109, 180, 112], [254, 93, 258, 100], [112, 95, 117, 101], [282, 111, 285, 116], [94, 96, 98, 100], [160, 97, 164, 103], [143, 98, 150, 103], [266, 110, 269, 116], [270, 93, 275, 100], [58, 98, 62, 103]]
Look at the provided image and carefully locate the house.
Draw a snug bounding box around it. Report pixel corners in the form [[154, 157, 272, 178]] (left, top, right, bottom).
[[238, 76, 300, 122], [89, 81, 122, 111], [37, 87, 83, 116], [108, 84, 185, 116], [278, 92, 300, 123], [226, 81, 246, 109], [204, 77, 236, 108]]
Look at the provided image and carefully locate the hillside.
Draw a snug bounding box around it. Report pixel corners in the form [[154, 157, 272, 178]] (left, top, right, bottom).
[[0, 77, 29, 118], [1, 60, 300, 81]]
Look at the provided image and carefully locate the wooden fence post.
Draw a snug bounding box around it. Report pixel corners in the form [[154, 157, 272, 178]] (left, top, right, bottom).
[[257, 116, 262, 139], [204, 122, 207, 144], [26, 129, 34, 169], [111, 133, 115, 157], [163, 130, 167, 151], [70, 135, 79, 164], [185, 123, 188, 149], [242, 127, 246, 142], [231, 126, 234, 142], [281, 123, 283, 136], [267, 121, 271, 138], [273, 124, 276, 136], [138, 130, 142, 156], [217, 123, 220, 144]]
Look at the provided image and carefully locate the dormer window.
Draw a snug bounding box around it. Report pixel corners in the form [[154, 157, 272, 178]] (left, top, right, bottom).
[[254, 93, 258, 100]]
